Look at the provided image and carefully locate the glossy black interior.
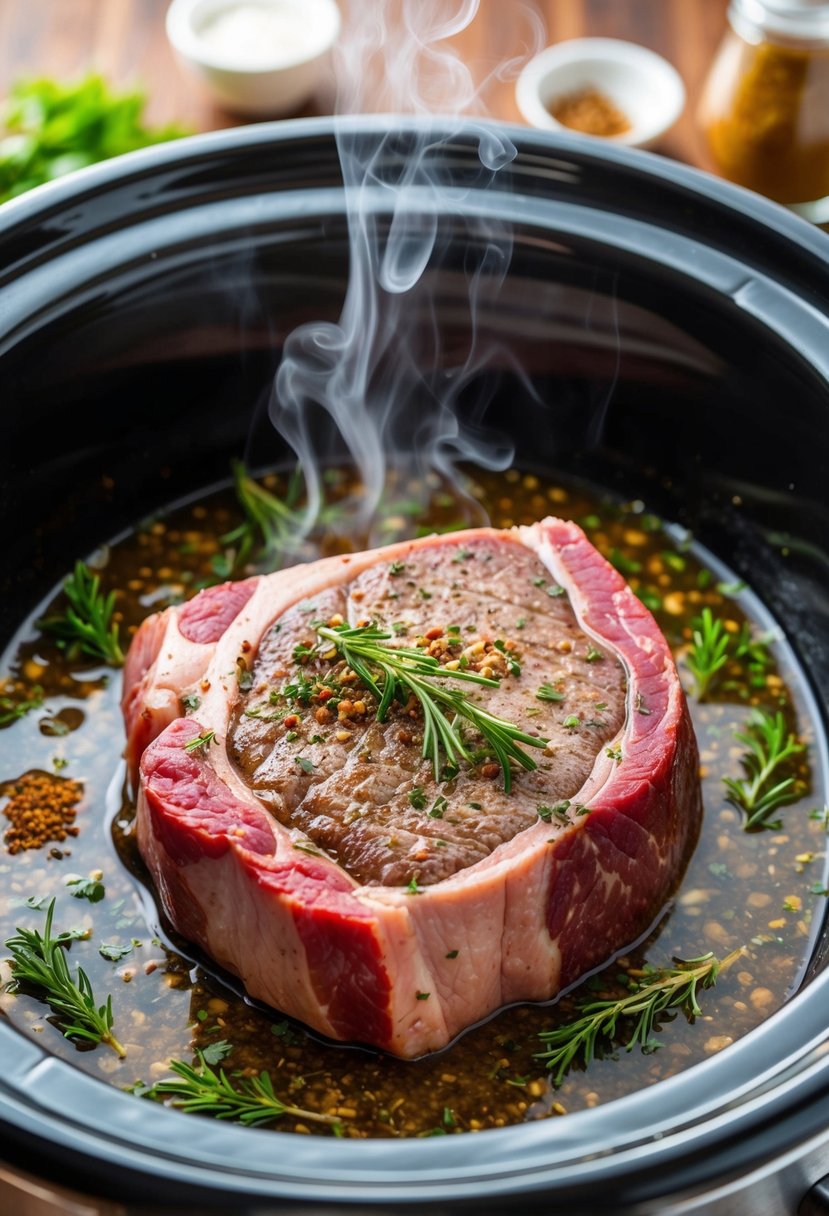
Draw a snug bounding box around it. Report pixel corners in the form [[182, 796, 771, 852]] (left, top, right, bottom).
[[1, 119, 829, 1212]]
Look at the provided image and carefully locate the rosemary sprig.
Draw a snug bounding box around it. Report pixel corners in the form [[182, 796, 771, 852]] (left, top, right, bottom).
[[685, 607, 729, 699], [221, 460, 304, 567], [133, 1050, 341, 1129], [37, 561, 124, 666], [3, 899, 125, 1057], [536, 947, 743, 1085], [316, 624, 547, 791], [723, 708, 805, 830]]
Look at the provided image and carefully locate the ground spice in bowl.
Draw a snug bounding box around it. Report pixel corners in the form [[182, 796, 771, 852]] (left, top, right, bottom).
[[548, 87, 632, 137]]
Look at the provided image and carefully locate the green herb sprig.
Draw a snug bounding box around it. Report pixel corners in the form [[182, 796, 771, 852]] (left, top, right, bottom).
[[3, 899, 125, 1057], [724, 709, 805, 830], [0, 685, 44, 727], [316, 624, 547, 791], [685, 608, 729, 700], [220, 461, 304, 571], [0, 75, 190, 204], [536, 948, 743, 1085], [37, 561, 124, 666], [132, 1050, 341, 1129]]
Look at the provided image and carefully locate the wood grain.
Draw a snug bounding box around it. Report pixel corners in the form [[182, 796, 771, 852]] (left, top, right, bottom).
[[0, 0, 730, 167]]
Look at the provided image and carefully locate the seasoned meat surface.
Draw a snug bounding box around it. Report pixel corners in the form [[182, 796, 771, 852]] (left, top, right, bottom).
[[228, 535, 626, 885]]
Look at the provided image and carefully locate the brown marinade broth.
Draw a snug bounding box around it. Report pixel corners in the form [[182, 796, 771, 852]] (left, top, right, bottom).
[[0, 467, 825, 1138]]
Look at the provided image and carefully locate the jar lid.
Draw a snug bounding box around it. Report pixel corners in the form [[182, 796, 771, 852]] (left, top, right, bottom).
[[731, 0, 829, 44]]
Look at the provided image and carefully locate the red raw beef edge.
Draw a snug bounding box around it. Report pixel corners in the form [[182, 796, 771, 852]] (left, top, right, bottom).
[[134, 517, 701, 1057]]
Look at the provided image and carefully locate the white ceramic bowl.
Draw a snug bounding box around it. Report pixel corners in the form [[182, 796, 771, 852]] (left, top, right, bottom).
[[516, 37, 686, 149], [166, 0, 341, 117]]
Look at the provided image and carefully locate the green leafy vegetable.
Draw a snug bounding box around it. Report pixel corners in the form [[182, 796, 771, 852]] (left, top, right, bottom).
[[37, 561, 124, 666], [3, 899, 124, 1057], [536, 948, 743, 1085], [315, 624, 547, 791], [0, 75, 190, 204], [723, 709, 805, 830], [131, 1050, 340, 1128]]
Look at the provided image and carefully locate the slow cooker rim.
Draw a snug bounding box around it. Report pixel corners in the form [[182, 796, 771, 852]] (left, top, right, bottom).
[[1, 116, 828, 1205], [0, 113, 826, 264]]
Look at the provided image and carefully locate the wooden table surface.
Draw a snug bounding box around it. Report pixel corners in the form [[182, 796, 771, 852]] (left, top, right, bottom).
[[0, 0, 729, 172]]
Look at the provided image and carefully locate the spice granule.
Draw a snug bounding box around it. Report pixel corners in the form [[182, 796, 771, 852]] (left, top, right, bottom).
[[2, 769, 83, 853]]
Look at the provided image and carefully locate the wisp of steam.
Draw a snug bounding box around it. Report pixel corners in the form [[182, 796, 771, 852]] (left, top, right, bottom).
[[269, 0, 545, 543]]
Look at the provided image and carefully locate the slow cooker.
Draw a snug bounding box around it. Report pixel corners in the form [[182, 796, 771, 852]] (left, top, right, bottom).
[[1, 118, 828, 1215]]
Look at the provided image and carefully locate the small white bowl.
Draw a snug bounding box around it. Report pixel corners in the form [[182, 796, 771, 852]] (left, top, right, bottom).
[[516, 38, 685, 150], [166, 0, 341, 117]]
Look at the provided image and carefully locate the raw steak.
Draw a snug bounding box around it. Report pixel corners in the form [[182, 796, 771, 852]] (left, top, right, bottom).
[[125, 518, 701, 1058]]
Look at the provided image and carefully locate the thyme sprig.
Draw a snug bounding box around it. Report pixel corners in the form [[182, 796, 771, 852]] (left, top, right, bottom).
[[315, 624, 547, 791], [724, 708, 806, 830], [133, 1050, 341, 1129], [536, 948, 743, 1085], [3, 899, 125, 1057], [37, 561, 124, 666]]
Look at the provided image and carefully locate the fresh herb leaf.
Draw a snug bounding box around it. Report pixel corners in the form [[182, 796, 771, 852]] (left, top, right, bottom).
[[685, 608, 730, 700], [0, 685, 44, 727], [606, 744, 623, 763], [220, 461, 304, 571], [294, 756, 315, 775], [184, 731, 216, 754], [65, 874, 105, 903], [181, 692, 201, 712], [406, 877, 424, 895], [608, 548, 642, 577], [98, 942, 133, 963], [408, 786, 427, 810], [132, 1050, 340, 1127], [37, 561, 124, 666], [271, 1019, 304, 1044], [429, 795, 448, 819], [536, 948, 743, 1085], [315, 624, 548, 792], [3, 899, 124, 1057], [201, 1039, 234, 1066], [537, 683, 564, 703], [538, 801, 569, 823], [0, 75, 190, 205], [723, 709, 805, 830], [563, 715, 580, 729]]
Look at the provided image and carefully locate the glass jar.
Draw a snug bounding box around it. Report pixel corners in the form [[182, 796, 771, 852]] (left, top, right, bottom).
[[698, 0, 829, 220]]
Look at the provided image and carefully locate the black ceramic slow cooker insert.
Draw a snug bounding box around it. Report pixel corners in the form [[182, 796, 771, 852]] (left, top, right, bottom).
[[1, 119, 829, 1215]]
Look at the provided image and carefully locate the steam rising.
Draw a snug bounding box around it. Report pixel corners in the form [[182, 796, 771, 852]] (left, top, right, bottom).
[[269, 0, 545, 538]]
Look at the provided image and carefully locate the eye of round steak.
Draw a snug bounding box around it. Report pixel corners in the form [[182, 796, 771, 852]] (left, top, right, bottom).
[[227, 535, 626, 886], [128, 518, 701, 1058]]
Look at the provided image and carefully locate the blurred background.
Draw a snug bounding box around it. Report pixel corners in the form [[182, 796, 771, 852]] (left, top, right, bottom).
[[0, 1, 728, 167]]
